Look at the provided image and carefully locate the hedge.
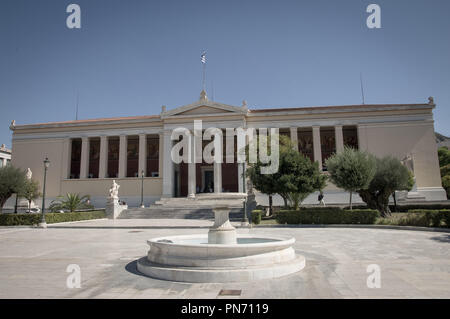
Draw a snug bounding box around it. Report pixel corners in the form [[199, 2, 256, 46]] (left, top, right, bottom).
[[251, 210, 262, 225], [390, 204, 450, 212], [275, 207, 380, 225], [0, 213, 41, 226], [406, 209, 450, 228], [0, 210, 106, 226]]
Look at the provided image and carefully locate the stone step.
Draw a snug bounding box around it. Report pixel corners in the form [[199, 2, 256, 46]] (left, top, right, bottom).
[[118, 207, 245, 220]]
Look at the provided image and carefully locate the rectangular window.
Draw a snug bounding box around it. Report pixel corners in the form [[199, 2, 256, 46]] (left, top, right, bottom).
[[107, 137, 119, 178], [70, 138, 82, 179], [127, 135, 139, 177], [320, 127, 336, 170], [343, 126, 359, 149], [88, 138, 100, 178], [146, 135, 159, 177], [279, 128, 290, 139], [298, 128, 314, 162]]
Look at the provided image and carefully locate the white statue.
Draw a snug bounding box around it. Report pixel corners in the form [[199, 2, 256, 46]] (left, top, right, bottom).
[[109, 180, 120, 200], [401, 153, 417, 192], [9, 120, 16, 131], [26, 168, 32, 180], [401, 154, 414, 173]]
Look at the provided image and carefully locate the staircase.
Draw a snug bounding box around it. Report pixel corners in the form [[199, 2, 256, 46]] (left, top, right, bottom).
[[118, 207, 244, 220], [118, 193, 247, 220]]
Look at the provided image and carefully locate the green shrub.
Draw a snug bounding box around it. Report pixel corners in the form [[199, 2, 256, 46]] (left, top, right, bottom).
[[45, 210, 105, 224], [442, 210, 450, 228], [0, 213, 41, 226], [251, 210, 262, 225], [390, 204, 450, 212], [0, 210, 106, 226], [396, 213, 430, 227], [276, 208, 379, 225], [377, 210, 450, 227]]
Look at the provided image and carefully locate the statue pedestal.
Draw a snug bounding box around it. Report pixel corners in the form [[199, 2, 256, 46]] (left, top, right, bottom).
[[208, 207, 236, 244], [105, 198, 126, 219]]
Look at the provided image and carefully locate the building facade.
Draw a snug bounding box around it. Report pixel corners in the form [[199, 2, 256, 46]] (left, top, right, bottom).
[[0, 144, 11, 168], [8, 92, 447, 208]]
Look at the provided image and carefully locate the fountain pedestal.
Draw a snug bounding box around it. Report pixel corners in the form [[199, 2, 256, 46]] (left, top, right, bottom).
[[208, 207, 237, 244]]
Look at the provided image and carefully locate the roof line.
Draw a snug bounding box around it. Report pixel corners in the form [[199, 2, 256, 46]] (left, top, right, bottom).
[[249, 103, 432, 113], [12, 102, 434, 129]]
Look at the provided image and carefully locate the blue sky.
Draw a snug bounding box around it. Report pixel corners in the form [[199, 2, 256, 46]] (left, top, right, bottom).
[[0, 0, 449, 148]]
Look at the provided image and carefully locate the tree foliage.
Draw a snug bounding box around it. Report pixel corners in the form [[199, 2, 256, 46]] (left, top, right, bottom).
[[19, 179, 41, 210], [358, 156, 413, 217], [438, 146, 450, 167], [325, 147, 376, 209], [0, 165, 27, 213], [49, 193, 93, 212], [246, 135, 326, 211], [438, 147, 450, 199]]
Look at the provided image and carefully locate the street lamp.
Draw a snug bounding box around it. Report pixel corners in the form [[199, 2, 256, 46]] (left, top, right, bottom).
[[139, 170, 145, 208], [39, 157, 50, 228], [241, 162, 249, 226]]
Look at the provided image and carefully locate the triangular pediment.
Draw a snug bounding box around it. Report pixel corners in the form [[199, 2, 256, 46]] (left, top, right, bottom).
[[178, 105, 235, 115], [161, 92, 247, 119]]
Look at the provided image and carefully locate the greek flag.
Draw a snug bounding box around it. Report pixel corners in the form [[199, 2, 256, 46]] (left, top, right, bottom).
[[201, 51, 206, 64]]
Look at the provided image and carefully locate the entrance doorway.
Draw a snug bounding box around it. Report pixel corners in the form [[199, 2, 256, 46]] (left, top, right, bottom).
[[203, 169, 214, 193]]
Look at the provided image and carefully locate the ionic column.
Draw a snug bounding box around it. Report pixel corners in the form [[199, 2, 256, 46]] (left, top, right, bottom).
[[158, 133, 164, 177], [118, 135, 127, 178], [214, 163, 222, 194], [335, 125, 344, 153], [290, 127, 298, 151], [188, 131, 196, 198], [238, 163, 244, 193], [98, 136, 108, 178], [79, 137, 89, 178], [162, 130, 174, 197], [138, 134, 147, 177], [61, 138, 71, 179], [312, 126, 322, 170], [357, 124, 367, 151]]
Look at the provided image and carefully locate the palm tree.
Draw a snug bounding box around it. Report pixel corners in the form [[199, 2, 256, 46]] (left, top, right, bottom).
[[49, 193, 93, 212]]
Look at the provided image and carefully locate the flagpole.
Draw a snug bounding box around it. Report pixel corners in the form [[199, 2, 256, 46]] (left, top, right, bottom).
[[201, 51, 206, 91], [360, 72, 365, 105], [202, 63, 206, 91]]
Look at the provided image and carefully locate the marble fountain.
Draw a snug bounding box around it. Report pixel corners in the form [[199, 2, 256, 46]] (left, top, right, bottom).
[[137, 206, 305, 283]]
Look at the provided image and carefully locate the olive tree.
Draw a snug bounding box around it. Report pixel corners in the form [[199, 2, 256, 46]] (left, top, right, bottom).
[[0, 165, 27, 213], [19, 179, 41, 211], [358, 156, 413, 217], [325, 147, 376, 210]]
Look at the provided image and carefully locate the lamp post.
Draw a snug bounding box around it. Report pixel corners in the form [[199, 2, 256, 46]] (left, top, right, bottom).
[[39, 157, 50, 228], [139, 170, 145, 208], [241, 162, 249, 226]]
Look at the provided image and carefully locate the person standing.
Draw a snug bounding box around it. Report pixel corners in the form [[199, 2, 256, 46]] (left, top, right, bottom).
[[318, 191, 325, 206]]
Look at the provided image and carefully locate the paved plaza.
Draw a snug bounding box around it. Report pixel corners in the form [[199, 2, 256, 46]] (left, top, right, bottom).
[[0, 219, 449, 299]]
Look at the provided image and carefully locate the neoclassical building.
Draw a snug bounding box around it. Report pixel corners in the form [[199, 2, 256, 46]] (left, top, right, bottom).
[[0, 144, 11, 168], [8, 91, 446, 208]]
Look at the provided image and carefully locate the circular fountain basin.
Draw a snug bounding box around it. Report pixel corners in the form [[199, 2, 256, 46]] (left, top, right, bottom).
[[137, 234, 305, 283]]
